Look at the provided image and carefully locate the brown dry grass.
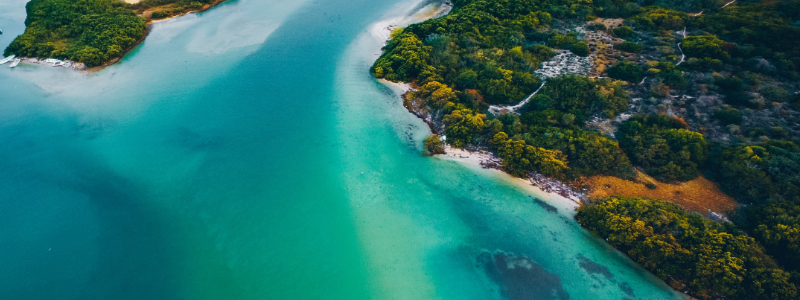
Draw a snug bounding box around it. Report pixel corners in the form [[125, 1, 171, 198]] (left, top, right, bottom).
[[580, 171, 738, 215], [585, 18, 627, 77]]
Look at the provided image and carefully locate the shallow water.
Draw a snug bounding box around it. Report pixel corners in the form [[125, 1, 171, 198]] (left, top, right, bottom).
[[0, 0, 687, 299]]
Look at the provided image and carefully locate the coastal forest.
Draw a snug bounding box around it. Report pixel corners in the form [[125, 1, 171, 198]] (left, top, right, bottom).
[[374, 0, 800, 298], [3, 0, 218, 67]]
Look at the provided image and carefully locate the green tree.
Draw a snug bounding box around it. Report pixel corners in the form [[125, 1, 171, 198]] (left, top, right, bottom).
[[628, 7, 687, 31], [571, 41, 590, 57], [682, 36, 731, 60], [443, 109, 485, 148], [423, 134, 446, 155], [612, 26, 634, 38], [618, 115, 708, 182], [491, 132, 568, 177], [538, 75, 629, 122], [412, 81, 457, 109], [607, 61, 643, 83], [714, 106, 743, 125], [372, 31, 432, 82], [4, 0, 147, 67], [613, 41, 643, 53], [547, 33, 577, 49], [577, 196, 798, 300]]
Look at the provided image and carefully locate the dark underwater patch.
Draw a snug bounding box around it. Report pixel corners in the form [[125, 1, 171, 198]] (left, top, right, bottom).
[[531, 197, 558, 213], [618, 282, 635, 297], [577, 254, 636, 298], [578, 254, 614, 280], [478, 250, 570, 300]]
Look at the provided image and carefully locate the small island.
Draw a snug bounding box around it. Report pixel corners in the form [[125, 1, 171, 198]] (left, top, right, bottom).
[[3, 0, 227, 70], [374, 0, 800, 299]]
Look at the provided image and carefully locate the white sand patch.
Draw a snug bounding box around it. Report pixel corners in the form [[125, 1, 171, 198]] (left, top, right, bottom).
[[441, 145, 501, 169], [377, 78, 413, 94]]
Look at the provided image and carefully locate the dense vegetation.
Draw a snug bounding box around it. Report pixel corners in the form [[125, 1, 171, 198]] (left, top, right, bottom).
[[607, 61, 643, 82], [692, 0, 800, 67], [748, 200, 800, 273], [627, 6, 687, 31], [4, 0, 219, 67], [372, 0, 612, 105], [618, 115, 708, 182], [577, 197, 798, 300], [468, 75, 634, 179], [533, 75, 630, 120], [132, 0, 216, 10], [4, 0, 146, 67], [374, 1, 800, 298], [706, 141, 800, 204]]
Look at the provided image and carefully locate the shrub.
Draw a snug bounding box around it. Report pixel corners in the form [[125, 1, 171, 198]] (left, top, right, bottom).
[[612, 26, 634, 38], [613, 41, 643, 53], [683, 57, 723, 70], [618, 115, 708, 182], [151, 11, 169, 18], [423, 134, 445, 155], [682, 36, 730, 60], [714, 106, 743, 125], [547, 33, 577, 49], [607, 61, 643, 83], [443, 109, 485, 148], [627, 7, 687, 31], [587, 23, 607, 31], [571, 41, 590, 57]]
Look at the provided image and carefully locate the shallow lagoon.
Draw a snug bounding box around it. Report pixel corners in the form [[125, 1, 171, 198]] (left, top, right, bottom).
[[0, 0, 686, 299]]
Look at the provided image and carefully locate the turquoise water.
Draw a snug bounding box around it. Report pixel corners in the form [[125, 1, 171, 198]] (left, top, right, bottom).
[[0, 0, 687, 299]]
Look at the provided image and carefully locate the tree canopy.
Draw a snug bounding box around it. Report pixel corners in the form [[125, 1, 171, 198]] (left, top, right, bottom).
[[577, 196, 798, 300], [4, 0, 147, 67], [536, 75, 630, 121], [618, 115, 708, 182]]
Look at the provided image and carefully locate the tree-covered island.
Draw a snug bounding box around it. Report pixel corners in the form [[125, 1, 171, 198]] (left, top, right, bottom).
[[373, 0, 800, 298], [3, 0, 227, 68]]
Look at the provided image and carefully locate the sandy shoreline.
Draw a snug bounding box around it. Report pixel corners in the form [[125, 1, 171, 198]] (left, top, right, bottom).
[[437, 146, 582, 212]]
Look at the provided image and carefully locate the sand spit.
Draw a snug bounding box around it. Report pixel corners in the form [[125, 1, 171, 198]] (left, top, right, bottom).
[[6, 0, 229, 74], [11, 57, 87, 71]]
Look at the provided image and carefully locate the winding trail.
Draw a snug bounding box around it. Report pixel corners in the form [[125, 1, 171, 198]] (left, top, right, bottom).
[[722, 0, 736, 8], [678, 0, 735, 65], [487, 81, 545, 115]]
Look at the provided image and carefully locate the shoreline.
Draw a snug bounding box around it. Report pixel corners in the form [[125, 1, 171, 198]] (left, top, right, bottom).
[[372, 0, 582, 213], [437, 146, 582, 212], [91, 0, 230, 72], [9, 0, 229, 73]]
